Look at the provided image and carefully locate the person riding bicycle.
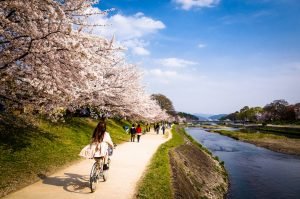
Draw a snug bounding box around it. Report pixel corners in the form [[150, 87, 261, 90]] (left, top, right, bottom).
[[91, 120, 114, 170]]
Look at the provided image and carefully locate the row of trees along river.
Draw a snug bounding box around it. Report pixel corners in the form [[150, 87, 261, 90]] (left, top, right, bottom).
[[221, 99, 300, 124]]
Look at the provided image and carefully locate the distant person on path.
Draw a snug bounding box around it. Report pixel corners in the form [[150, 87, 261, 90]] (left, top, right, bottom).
[[136, 124, 142, 142], [155, 123, 160, 134], [161, 124, 166, 135], [130, 124, 136, 142], [145, 123, 148, 132], [146, 123, 150, 132]]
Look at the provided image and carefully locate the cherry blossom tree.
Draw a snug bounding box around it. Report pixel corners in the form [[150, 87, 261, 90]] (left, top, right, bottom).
[[1, 0, 170, 122], [1, 0, 92, 111]]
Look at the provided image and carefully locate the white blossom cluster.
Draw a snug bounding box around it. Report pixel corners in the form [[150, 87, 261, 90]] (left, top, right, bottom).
[[0, 0, 170, 121]]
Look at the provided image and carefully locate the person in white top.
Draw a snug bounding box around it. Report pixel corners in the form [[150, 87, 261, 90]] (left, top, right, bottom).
[[91, 120, 114, 169]]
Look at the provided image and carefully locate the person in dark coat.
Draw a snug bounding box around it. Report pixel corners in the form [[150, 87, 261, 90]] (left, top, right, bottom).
[[130, 124, 136, 142]]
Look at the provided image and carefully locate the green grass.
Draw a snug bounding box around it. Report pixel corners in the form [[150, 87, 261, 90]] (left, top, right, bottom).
[[252, 126, 300, 136], [212, 129, 283, 141], [0, 113, 130, 197], [198, 124, 226, 129], [136, 125, 185, 199], [106, 119, 131, 144]]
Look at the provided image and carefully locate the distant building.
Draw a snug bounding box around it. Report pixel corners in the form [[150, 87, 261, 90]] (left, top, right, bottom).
[[224, 119, 231, 125]]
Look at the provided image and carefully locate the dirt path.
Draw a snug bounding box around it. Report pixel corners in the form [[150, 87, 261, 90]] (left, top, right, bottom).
[[4, 129, 171, 199]]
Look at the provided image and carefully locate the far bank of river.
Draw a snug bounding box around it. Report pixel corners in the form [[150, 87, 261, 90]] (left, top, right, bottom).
[[186, 127, 300, 199], [210, 128, 300, 156]]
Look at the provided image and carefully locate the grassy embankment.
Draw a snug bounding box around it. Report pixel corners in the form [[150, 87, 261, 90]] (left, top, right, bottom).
[[211, 129, 300, 156], [198, 124, 233, 130], [0, 113, 130, 197], [136, 125, 185, 199], [197, 123, 300, 155], [248, 125, 300, 136], [136, 125, 228, 199]]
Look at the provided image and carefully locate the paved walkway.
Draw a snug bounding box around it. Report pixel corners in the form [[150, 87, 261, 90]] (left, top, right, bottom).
[[4, 129, 171, 199]]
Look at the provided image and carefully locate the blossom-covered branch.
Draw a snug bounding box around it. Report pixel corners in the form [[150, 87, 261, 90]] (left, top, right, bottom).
[[0, 0, 171, 122]]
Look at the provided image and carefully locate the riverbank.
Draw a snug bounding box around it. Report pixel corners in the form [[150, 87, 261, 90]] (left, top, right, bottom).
[[136, 126, 228, 199], [187, 127, 300, 199], [247, 125, 300, 136], [210, 129, 300, 156]]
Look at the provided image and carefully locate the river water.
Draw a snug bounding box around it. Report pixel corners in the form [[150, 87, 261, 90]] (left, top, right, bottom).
[[185, 127, 300, 199]]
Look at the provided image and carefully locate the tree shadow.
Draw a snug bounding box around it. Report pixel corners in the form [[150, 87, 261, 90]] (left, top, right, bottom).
[[0, 113, 58, 151], [40, 173, 93, 194]]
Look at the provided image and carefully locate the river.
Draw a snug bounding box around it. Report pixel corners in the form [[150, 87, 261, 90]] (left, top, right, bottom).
[[186, 127, 300, 199]]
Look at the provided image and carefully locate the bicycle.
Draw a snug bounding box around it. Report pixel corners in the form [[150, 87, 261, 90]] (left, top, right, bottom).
[[89, 156, 108, 192], [89, 145, 115, 193]]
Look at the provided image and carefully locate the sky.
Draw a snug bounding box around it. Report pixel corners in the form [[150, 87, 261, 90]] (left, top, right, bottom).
[[92, 0, 300, 114]]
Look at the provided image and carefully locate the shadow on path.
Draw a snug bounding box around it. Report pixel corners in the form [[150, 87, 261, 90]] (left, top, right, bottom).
[[41, 173, 92, 194]]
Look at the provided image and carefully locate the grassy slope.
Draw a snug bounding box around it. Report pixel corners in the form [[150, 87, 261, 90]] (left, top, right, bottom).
[[251, 126, 300, 135], [0, 114, 130, 197], [179, 127, 228, 191], [136, 126, 228, 199], [136, 126, 185, 199]]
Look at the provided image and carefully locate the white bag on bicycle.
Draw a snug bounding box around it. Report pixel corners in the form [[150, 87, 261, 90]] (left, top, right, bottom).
[[79, 137, 110, 159], [94, 142, 108, 158], [79, 144, 97, 159]]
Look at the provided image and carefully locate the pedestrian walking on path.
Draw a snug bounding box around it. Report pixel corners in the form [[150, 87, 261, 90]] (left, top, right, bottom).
[[161, 124, 166, 135], [155, 123, 160, 134], [130, 124, 136, 142], [136, 124, 142, 142]]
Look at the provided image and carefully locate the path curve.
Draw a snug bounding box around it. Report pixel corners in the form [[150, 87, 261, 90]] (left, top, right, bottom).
[[4, 129, 171, 199]]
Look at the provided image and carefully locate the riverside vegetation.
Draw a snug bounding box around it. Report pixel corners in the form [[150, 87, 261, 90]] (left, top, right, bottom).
[[0, 113, 131, 197], [199, 124, 300, 156], [136, 125, 228, 199], [211, 129, 300, 156]]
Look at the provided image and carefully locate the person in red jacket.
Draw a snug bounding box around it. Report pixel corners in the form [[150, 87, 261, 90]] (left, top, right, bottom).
[[136, 124, 142, 143]]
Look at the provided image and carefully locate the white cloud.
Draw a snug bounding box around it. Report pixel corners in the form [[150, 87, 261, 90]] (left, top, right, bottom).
[[132, 46, 150, 56], [88, 11, 165, 40], [174, 0, 220, 10], [148, 69, 178, 78], [197, 43, 206, 48], [87, 9, 165, 56], [158, 58, 197, 68], [105, 13, 165, 40], [123, 39, 150, 56]]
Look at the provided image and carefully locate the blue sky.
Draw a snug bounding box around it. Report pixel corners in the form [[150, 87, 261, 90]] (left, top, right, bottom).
[[93, 0, 300, 114]]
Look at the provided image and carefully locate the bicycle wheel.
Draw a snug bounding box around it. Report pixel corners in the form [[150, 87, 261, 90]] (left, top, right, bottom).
[[90, 162, 98, 192], [98, 158, 107, 182], [103, 158, 110, 181]]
